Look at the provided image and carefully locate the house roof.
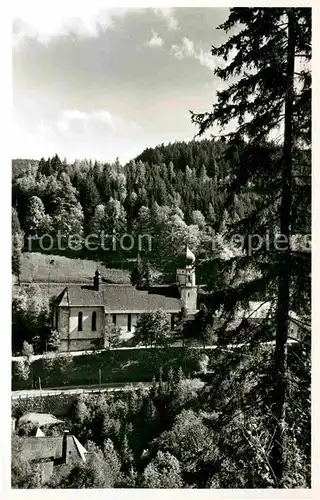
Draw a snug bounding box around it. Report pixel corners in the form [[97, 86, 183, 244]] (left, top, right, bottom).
[[52, 284, 183, 312], [20, 434, 87, 463], [18, 413, 64, 427], [73, 436, 88, 461], [20, 436, 64, 461], [35, 427, 45, 437]]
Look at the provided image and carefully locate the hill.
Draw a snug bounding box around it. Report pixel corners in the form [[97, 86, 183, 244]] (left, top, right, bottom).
[[133, 138, 225, 176]]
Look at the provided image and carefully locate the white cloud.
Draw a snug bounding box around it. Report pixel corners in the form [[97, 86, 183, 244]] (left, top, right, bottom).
[[56, 109, 142, 135], [38, 120, 49, 134], [171, 37, 194, 60], [12, 107, 144, 163], [171, 37, 223, 71], [197, 49, 216, 70], [153, 8, 178, 31], [12, 1, 128, 47], [57, 110, 86, 132], [145, 30, 164, 48]]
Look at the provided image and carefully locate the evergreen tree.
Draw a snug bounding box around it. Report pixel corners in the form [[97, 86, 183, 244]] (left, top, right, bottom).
[[12, 232, 22, 281], [74, 394, 90, 425], [104, 316, 121, 349], [191, 7, 311, 487], [175, 307, 188, 347], [11, 437, 42, 488], [121, 434, 134, 473], [52, 173, 84, 237], [12, 208, 22, 280], [50, 154, 62, 175], [142, 451, 183, 488], [90, 204, 106, 236], [25, 196, 47, 235], [141, 259, 153, 287], [130, 254, 145, 288], [79, 175, 101, 227], [46, 329, 60, 351]]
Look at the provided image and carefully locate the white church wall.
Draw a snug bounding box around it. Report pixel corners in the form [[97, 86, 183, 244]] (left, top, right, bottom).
[[69, 307, 104, 339]]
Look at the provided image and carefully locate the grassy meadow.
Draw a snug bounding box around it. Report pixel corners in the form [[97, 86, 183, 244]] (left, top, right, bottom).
[[19, 252, 130, 284]]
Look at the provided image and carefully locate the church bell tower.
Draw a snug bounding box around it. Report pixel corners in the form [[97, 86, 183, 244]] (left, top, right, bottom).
[[176, 246, 198, 313]]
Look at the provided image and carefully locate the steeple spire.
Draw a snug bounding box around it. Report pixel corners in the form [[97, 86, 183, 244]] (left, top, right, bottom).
[[185, 245, 196, 265], [176, 244, 197, 313]]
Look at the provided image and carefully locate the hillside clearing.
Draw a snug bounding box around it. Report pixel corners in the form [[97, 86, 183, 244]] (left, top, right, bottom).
[[19, 252, 130, 284]]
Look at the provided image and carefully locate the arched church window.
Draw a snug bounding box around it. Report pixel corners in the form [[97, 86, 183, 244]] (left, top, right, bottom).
[[92, 311, 97, 331], [78, 312, 83, 331]]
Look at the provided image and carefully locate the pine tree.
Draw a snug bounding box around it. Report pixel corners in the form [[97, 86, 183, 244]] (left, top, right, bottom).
[[141, 259, 153, 287], [79, 175, 101, 228], [25, 196, 47, 235], [207, 202, 216, 225], [142, 451, 183, 488], [12, 208, 22, 281], [47, 329, 60, 351], [130, 254, 145, 288], [50, 154, 62, 175], [121, 434, 134, 473], [175, 306, 188, 347], [191, 7, 311, 487]]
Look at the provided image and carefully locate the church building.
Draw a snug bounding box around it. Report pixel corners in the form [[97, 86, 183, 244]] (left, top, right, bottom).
[[51, 247, 198, 352]]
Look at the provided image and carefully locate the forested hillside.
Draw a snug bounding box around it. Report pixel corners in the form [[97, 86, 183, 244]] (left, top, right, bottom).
[[12, 137, 309, 281], [11, 140, 261, 268]]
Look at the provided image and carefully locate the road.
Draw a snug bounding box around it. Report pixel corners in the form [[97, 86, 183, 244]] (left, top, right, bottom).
[[12, 381, 152, 399], [12, 339, 298, 362], [12, 344, 202, 362]]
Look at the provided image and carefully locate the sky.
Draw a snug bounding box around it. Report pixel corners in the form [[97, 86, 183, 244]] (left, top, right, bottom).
[[12, 3, 231, 164]]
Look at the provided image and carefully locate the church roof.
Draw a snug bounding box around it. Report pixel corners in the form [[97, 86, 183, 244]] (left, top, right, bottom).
[[52, 284, 182, 312]]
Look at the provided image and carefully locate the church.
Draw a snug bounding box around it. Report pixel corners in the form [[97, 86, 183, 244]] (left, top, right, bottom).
[[51, 247, 198, 352]]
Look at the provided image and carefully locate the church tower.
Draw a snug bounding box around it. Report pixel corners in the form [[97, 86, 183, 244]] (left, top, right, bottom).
[[176, 246, 198, 313]]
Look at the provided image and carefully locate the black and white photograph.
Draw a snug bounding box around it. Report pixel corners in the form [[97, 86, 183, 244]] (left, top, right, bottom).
[[10, 2, 311, 491]]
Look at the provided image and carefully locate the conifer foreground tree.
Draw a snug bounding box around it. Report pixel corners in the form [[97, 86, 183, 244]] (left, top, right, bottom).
[[191, 8, 311, 487], [12, 208, 22, 282]]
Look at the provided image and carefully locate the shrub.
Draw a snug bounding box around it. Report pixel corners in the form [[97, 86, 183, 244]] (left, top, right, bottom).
[[21, 341, 34, 359], [12, 359, 31, 390]]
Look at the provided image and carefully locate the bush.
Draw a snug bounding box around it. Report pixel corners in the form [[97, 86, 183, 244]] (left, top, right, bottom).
[[21, 341, 34, 359], [198, 353, 210, 374], [12, 359, 31, 390], [134, 310, 171, 347]]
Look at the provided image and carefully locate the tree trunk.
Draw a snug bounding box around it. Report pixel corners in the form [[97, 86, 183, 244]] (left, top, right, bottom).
[[270, 8, 295, 487]]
